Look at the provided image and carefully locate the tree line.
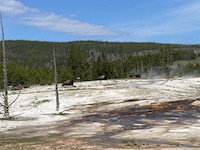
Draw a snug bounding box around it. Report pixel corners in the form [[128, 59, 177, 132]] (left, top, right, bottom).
[[0, 40, 200, 88]]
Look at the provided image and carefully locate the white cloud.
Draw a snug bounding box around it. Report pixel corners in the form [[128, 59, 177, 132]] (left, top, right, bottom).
[[20, 13, 119, 36], [0, 0, 119, 36], [0, 0, 38, 15]]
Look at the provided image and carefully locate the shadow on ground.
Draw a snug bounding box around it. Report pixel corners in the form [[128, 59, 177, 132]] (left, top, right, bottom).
[[0, 98, 200, 149], [55, 98, 200, 149]]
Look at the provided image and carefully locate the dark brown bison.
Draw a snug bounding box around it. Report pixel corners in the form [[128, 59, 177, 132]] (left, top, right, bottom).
[[62, 80, 74, 86], [96, 75, 107, 80], [135, 74, 141, 78]]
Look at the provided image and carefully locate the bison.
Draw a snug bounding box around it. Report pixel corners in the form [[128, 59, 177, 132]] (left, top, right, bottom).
[[62, 80, 74, 86], [135, 74, 141, 78]]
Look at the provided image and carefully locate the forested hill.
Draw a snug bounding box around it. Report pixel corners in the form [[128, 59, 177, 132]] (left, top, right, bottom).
[[0, 40, 200, 87]]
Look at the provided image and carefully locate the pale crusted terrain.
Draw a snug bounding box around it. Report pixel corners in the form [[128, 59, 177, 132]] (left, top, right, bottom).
[[0, 77, 200, 149]]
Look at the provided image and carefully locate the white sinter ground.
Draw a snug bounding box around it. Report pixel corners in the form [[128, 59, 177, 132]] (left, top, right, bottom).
[[0, 76, 200, 141]]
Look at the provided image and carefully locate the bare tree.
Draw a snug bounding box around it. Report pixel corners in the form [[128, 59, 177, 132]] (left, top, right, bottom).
[[53, 48, 59, 111], [0, 13, 20, 118], [0, 13, 9, 118]]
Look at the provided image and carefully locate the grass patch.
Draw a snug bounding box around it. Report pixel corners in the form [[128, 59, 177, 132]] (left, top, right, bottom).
[[0, 116, 16, 121], [0, 137, 38, 144], [50, 112, 70, 116], [0, 116, 37, 121], [121, 139, 139, 147]]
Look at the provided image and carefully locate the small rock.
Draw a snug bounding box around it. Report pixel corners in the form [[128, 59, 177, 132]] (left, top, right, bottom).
[[191, 100, 200, 106]]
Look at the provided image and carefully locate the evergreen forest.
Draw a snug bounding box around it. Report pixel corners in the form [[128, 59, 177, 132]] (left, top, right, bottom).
[[1, 40, 200, 88]]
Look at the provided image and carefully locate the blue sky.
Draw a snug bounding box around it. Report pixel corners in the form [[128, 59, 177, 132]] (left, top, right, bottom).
[[1, 0, 200, 44]]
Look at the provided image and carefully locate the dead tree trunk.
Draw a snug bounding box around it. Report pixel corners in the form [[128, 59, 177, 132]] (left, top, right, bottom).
[[0, 13, 21, 118], [53, 48, 59, 111], [0, 13, 9, 118]]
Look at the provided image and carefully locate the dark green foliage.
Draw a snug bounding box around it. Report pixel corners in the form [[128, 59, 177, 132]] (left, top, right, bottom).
[[0, 40, 200, 88], [181, 63, 200, 75], [58, 67, 73, 82]]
